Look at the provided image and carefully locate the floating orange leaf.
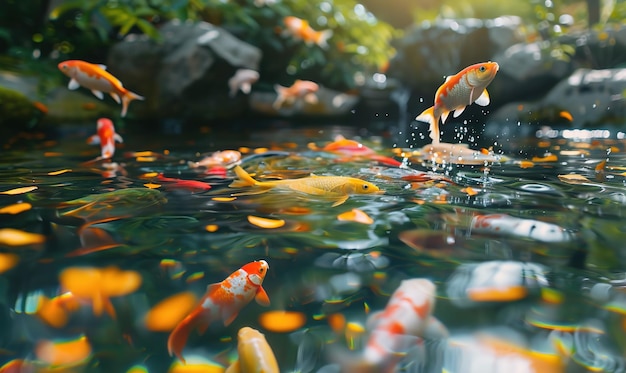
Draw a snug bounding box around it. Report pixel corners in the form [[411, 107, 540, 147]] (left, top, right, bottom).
[[35, 335, 92, 366], [558, 174, 591, 184], [337, 209, 374, 224], [145, 292, 198, 332], [254, 147, 269, 154], [212, 197, 236, 202], [461, 187, 478, 196], [259, 311, 306, 333], [48, 169, 72, 176], [144, 183, 161, 189], [467, 286, 527, 302], [205, 224, 219, 232], [0, 202, 32, 215], [559, 111, 573, 121], [0, 186, 37, 195], [0, 228, 45, 246], [0, 253, 19, 273], [518, 160, 534, 169], [327, 313, 346, 334], [136, 156, 157, 162], [247, 215, 285, 229], [168, 360, 224, 373], [595, 160, 607, 173], [141, 172, 159, 178], [532, 154, 558, 162]]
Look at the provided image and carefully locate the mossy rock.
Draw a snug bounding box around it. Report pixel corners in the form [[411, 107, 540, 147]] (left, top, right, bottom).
[[0, 85, 43, 128]]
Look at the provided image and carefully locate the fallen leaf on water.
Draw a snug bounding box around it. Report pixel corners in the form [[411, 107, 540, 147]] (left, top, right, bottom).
[[461, 187, 479, 196], [595, 160, 607, 173], [518, 160, 535, 169], [35, 335, 92, 366], [0, 186, 38, 195], [136, 156, 157, 162], [559, 110, 573, 121], [0, 253, 19, 273], [558, 174, 591, 184], [259, 310, 306, 333], [248, 215, 285, 229], [0, 202, 32, 214], [48, 169, 72, 176], [337, 208, 374, 224], [0, 228, 46, 246], [141, 172, 159, 178], [532, 154, 558, 162], [144, 183, 161, 189], [205, 224, 219, 232], [144, 291, 197, 332]]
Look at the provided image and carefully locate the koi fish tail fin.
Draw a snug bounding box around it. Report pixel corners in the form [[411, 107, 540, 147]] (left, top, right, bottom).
[[229, 166, 259, 188], [415, 106, 440, 144], [167, 311, 201, 364], [316, 30, 333, 49], [272, 85, 286, 109], [120, 90, 145, 118]]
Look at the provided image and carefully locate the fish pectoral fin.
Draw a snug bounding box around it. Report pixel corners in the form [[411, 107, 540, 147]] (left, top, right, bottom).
[[475, 89, 490, 106], [222, 307, 239, 326], [68, 79, 80, 90], [331, 195, 349, 207], [114, 133, 124, 143], [440, 110, 450, 124], [110, 92, 121, 104], [91, 90, 104, 100], [255, 286, 271, 307], [87, 135, 100, 145], [452, 106, 466, 118]]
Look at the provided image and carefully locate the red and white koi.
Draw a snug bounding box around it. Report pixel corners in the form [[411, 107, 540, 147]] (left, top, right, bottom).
[[167, 260, 270, 364], [156, 174, 212, 192], [228, 69, 260, 97], [273, 79, 319, 109], [225, 327, 279, 373], [87, 118, 123, 159], [470, 213, 573, 243], [416, 61, 499, 143], [282, 16, 333, 48], [58, 60, 144, 117]]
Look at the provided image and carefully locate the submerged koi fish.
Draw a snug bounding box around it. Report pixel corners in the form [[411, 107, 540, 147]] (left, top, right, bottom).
[[225, 327, 279, 373], [273, 79, 320, 109], [470, 213, 573, 243], [156, 174, 212, 192], [228, 69, 260, 97], [167, 260, 270, 364], [322, 135, 402, 167], [58, 60, 144, 117], [87, 118, 123, 159], [416, 61, 499, 143], [229, 165, 381, 207], [283, 16, 333, 48]]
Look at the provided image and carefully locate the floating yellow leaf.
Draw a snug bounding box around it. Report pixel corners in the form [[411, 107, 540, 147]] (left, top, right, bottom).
[[467, 286, 527, 302], [136, 156, 157, 162], [0, 202, 32, 214], [238, 146, 251, 154], [532, 154, 558, 162], [558, 174, 591, 184], [0, 253, 19, 273], [254, 147, 269, 154], [461, 187, 478, 196], [145, 292, 197, 332], [259, 311, 306, 333], [144, 183, 162, 189], [48, 169, 72, 176], [141, 172, 159, 178], [0, 228, 45, 246], [212, 197, 236, 202], [169, 360, 225, 373], [519, 160, 535, 169], [0, 186, 37, 195], [205, 224, 219, 232], [248, 215, 285, 229], [35, 335, 92, 366], [337, 208, 374, 224]]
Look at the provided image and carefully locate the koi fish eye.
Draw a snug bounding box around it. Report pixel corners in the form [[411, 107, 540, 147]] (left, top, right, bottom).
[[362, 184, 369, 190], [479, 66, 487, 72]]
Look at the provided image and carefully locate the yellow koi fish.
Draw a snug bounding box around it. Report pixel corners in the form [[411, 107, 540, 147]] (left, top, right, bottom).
[[229, 165, 381, 206], [416, 61, 499, 143], [225, 327, 279, 373]]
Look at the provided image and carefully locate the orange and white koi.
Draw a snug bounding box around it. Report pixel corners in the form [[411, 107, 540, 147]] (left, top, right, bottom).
[[273, 79, 320, 109], [167, 260, 270, 364], [228, 69, 260, 97], [58, 60, 144, 117], [416, 61, 499, 144], [87, 118, 123, 159], [225, 327, 279, 373], [282, 16, 333, 48], [156, 174, 212, 192], [322, 135, 402, 167]]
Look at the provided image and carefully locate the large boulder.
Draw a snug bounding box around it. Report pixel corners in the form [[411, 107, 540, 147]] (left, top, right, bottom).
[[106, 20, 262, 120]]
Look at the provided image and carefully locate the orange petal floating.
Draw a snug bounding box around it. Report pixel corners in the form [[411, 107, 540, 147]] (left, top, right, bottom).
[[247, 215, 285, 229], [0, 186, 37, 195], [531, 154, 558, 162], [145, 292, 198, 332], [212, 197, 236, 202], [337, 208, 374, 224], [168, 359, 225, 373], [99, 266, 142, 297], [0, 228, 46, 246], [327, 313, 346, 334], [461, 187, 478, 196], [141, 172, 159, 178], [48, 169, 72, 176], [259, 311, 306, 333], [205, 224, 219, 232], [558, 174, 591, 184], [0, 253, 19, 273], [36, 293, 82, 328], [559, 110, 574, 121], [144, 183, 162, 189], [467, 285, 528, 302], [137, 156, 157, 162], [0, 202, 32, 215], [35, 335, 92, 366], [518, 160, 535, 169]]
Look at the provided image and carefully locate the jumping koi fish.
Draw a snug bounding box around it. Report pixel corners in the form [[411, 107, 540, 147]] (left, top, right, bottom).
[[167, 260, 270, 364], [225, 327, 279, 373], [58, 60, 144, 117], [228, 69, 260, 97], [229, 165, 381, 207], [282, 16, 333, 48], [87, 118, 123, 159], [273, 79, 319, 109], [416, 61, 499, 144]]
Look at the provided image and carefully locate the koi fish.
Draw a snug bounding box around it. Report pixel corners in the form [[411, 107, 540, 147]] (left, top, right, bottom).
[[228, 69, 260, 97], [322, 135, 402, 167], [416, 61, 499, 143], [469, 213, 573, 243], [229, 165, 381, 207], [225, 327, 279, 373], [156, 173, 212, 192], [167, 260, 271, 364], [188, 150, 242, 169], [87, 118, 123, 159], [273, 79, 320, 109], [58, 60, 144, 117], [283, 16, 333, 48]]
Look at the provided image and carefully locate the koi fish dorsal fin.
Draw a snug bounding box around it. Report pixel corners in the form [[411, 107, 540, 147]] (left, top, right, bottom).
[[475, 89, 490, 106], [99, 64, 107, 70], [444, 76, 452, 82]]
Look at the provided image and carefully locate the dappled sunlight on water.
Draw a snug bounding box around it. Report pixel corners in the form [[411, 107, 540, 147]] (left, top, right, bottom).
[[2, 124, 626, 372]]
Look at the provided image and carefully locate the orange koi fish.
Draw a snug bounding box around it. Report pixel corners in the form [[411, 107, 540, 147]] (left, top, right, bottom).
[[228, 69, 260, 97], [58, 60, 144, 117], [322, 135, 402, 167], [283, 16, 333, 48], [167, 260, 271, 364], [87, 118, 123, 159], [229, 165, 381, 207], [225, 327, 279, 373], [273, 79, 320, 109], [416, 61, 499, 144], [156, 174, 212, 192]]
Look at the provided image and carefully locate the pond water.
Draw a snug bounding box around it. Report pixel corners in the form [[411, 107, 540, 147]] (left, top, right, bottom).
[[1, 120, 626, 373]]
